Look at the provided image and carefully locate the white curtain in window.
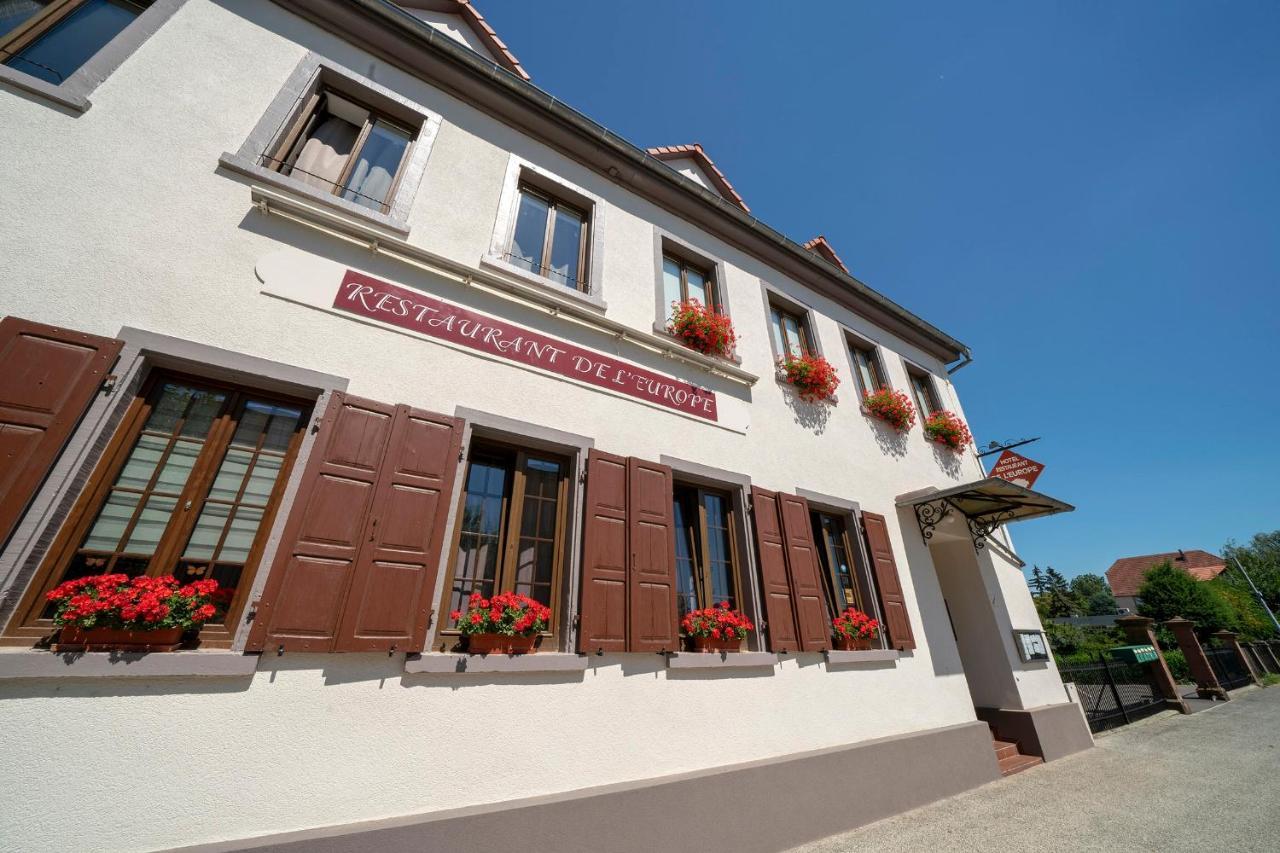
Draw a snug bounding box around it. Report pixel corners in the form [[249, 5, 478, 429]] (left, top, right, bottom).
[[291, 116, 358, 191]]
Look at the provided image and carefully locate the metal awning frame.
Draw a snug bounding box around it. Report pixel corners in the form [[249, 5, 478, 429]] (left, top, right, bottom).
[[903, 478, 1074, 553]]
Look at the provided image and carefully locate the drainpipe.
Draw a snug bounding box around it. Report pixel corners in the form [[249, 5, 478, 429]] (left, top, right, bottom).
[[947, 352, 974, 375]]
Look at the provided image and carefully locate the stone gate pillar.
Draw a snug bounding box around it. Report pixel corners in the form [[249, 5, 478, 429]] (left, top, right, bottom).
[[1212, 630, 1260, 684], [1165, 617, 1226, 701], [1114, 615, 1188, 714]]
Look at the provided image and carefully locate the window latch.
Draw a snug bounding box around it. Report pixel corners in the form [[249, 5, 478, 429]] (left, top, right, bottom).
[[100, 374, 118, 395]]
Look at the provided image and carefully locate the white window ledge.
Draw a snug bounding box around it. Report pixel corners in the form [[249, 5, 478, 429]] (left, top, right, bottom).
[[823, 649, 900, 668], [0, 649, 260, 680], [667, 651, 778, 670], [404, 653, 589, 674]]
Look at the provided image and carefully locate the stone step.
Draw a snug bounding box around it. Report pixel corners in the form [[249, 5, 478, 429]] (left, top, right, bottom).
[[998, 752, 1044, 777], [992, 739, 1019, 761]]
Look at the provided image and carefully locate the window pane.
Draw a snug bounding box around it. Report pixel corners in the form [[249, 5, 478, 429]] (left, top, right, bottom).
[[0, 2, 47, 40], [853, 348, 875, 393], [686, 268, 708, 306], [122, 495, 176, 555], [783, 314, 804, 357], [662, 257, 682, 320], [509, 190, 549, 274], [547, 206, 584, 288], [82, 491, 138, 552], [702, 492, 736, 609], [242, 454, 283, 506], [284, 103, 359, 192], [114, 434, 166, 491], [206, 449, 252, 503], [153, 440, 200, 494], [769, 308, 786, 357], [219, 506, 263, 563], [341, 120, 411, 211], [672, 492, 698, 620], [448, 458, 508, 624], [4, 0, 145, 85]]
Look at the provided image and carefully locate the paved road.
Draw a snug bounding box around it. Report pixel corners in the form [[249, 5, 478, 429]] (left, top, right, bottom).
[[790, 686, 1280, 853]]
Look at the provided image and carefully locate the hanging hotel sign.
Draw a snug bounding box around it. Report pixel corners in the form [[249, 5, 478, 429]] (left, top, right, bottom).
[[330, 269, 718, 421], [987, 450, 1045, 489]]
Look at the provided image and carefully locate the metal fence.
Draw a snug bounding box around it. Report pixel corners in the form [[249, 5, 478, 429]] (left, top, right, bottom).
[[1058, 654, 1167, 733], [1204, 644, 1252, 691], [1243, 641, 1280, 676]]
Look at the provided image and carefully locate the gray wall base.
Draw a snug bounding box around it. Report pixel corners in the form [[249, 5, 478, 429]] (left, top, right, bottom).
[[976, 701, 1095, 762], [167, 720, 999, 853]]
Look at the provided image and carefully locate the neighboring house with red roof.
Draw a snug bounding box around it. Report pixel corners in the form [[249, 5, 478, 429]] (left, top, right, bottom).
[[1106, 549, 1226, 612]]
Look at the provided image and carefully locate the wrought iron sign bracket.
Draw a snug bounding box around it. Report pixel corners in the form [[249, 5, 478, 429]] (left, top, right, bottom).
[[912, 499, 953, 544], [913, 498, 1017, 553]]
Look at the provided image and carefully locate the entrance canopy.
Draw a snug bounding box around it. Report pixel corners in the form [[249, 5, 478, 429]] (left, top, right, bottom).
[[897, 477, 1074, 551]]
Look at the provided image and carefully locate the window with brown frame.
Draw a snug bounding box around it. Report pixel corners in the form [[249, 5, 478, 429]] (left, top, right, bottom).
[[506, 183, 590, 291], [907, 367, 942, 418], [438, 442, 570, 643], [9, 373, 310, 644], [264, 86, 416, 214], [849, 341, 886, 396], [661, 254, 717, 321], [769, 301, 811, 359], [811, 510, 864, 616], [0, 0, 151, 86], [672, 484, 740, 621]]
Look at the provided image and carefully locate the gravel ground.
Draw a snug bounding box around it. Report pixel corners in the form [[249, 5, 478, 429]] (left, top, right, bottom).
[[789, 686, 1280, 853]]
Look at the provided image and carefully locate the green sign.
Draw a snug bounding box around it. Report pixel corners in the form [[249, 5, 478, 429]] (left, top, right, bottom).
[[1110, 644, 1159, 664]]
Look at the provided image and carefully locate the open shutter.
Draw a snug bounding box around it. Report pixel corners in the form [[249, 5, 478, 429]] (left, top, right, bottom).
[[0, 317, 122, 549], [778, 492, 831, 651], [578, 449, 628, 653], [750, 486, 799, 653], [247, 392, 394, 652], [627, 457, 678, 652], [334, 405, 462, 653], [861, 511, 916, 650]]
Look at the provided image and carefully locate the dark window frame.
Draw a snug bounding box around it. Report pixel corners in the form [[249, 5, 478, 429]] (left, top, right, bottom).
[[263, 85, 418, 215], [672, 482, 743, 624], [7, 369, 311, 648], [662, 253, 719, 313], [848, 337, 888, 397], [0, 0, 151, 85], [505, 182, 592, 292], [769, 301, 812, 359], [907, 366, 942, 418], [436, 439, 571, 648], [812, 510, 865, 618]]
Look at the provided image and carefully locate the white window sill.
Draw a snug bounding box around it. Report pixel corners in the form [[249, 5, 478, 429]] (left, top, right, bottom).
[[404, 652, 588, 674], [218, 152, 410, 237], [823, 649, 900, 668], [666, 651, 778, 670], [0, 66, 90, 112], [650, 322, 745, 366], [479, 255, 608, 312], [0, 648, 260, 680]]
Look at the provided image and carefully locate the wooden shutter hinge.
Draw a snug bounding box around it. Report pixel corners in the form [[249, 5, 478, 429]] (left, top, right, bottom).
[[310, 416, 322, 434], [246, 599, 261, 624], [100, 374, 118, 395], [578, 469, 587, 485]]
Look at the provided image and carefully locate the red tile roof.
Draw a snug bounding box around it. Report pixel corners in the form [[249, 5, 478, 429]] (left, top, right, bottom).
[[646, 144, 750, 213], [1105, 549, 1225, 597], [399, 1, 531, 81], [803, 235, 849, 273]]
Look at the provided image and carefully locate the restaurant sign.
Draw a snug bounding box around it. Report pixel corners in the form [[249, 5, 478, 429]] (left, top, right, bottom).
[[987, 450, 1044, 489], [332, 269, 718, 421]]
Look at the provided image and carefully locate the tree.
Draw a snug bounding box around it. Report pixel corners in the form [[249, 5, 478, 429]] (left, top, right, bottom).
[[1221, 531, 1280, 615], [1070, 573, 1118, 616], [1208, 579, 1276, 641], [1042, 566, 1078, 617], [1027, 565, 1048, 596], [1136, 561, 1236, 634]]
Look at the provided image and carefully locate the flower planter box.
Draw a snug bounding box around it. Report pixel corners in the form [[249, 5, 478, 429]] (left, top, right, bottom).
[[56, 626, 184, 652], [832, 635, 873, 651], [690, 635, 742, 653], [466, 633, 538, 655]]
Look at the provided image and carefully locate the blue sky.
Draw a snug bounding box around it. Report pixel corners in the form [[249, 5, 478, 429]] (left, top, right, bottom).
[[478, 0, 1280, 579]]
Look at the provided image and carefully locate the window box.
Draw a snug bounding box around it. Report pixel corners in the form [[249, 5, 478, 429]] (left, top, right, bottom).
[[831, 607, 880, 652], [778, 353, 840, 404], [450, 592, 553, 655], [465, 633, 539, 656], [55, 626, 183, 653], [861, 387, 916, 432], [668, 299, 737, 359], [690, 635, 742, 653], [922, 410, 973, 451], [680, 602, 754, 652]]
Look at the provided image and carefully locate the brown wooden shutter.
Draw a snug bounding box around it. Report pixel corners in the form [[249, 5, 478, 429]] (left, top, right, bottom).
[[334, 405, 462, 653], [247, 392, 395, 652], [0, 317, 122, 550], [778, 492, 831, 651], [577, 449, 628, 653], [627, 456, 678, 653], [750, 486, 799, 652], [861, 511, 916, 650]]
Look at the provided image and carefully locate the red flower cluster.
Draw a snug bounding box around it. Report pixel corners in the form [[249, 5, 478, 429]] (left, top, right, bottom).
[[450, 591, 551, 637], [681, 601, 754, 641], [45, 574, 226, 631], [862, 387, 916, 432], [778, 353, 840, 403], [923, 409, 973, 450], [832, 606, 880, 640], [668, 299, 737, 358]]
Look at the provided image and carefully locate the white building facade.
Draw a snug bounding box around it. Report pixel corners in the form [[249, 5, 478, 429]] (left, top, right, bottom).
[[0, 3, 1090, 851]]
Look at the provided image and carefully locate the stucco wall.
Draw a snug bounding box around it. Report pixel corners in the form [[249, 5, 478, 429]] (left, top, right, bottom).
[[0, 2, 1053, 851]]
